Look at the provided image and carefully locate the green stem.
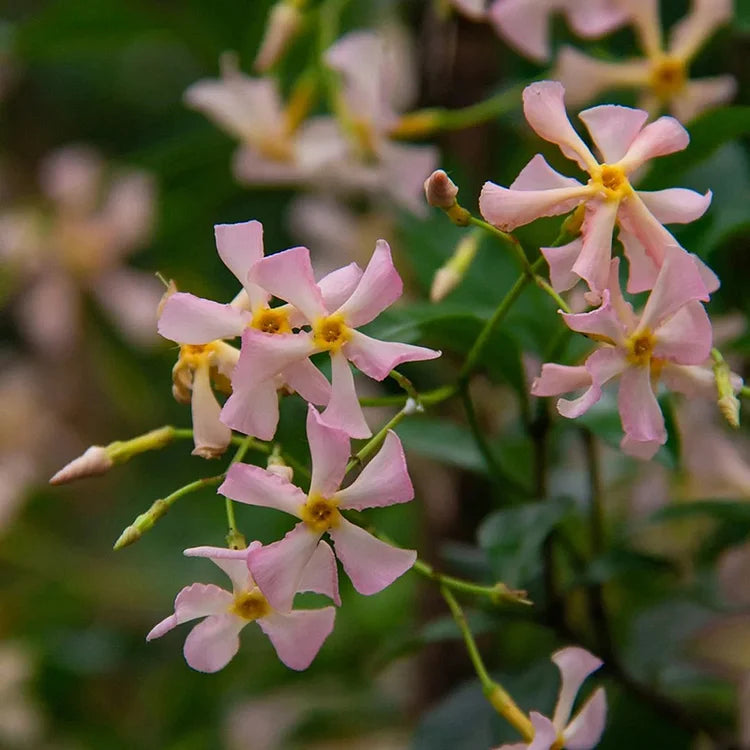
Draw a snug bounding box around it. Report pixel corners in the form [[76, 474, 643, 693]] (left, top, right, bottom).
[[468, 216, 532, 273], [359, 384, 457, 409], [225, 436, 255, 548], [346, 405, 412, 473]]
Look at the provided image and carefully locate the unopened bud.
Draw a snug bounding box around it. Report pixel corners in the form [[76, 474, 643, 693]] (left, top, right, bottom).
[[49, 446, 112, 485], [267, 448, 293, 482], [430, 229, 481, 302], [719, 393, 741, 429], [424, 169, 459, 209], [712, 348, 741, 428], [254, 1, 303, 72], [561, 204, 585, 239]]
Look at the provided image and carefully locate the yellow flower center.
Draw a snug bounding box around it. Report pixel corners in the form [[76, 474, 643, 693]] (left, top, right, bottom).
[[649, 56, 687, 100], [625, 329, 655, 366], [313, 314, 351, 352], [178, 342, 218, 369], [230, 589, 271, 621], [300, 494, 341, 534], [256, 134, 295, 163], [250, 307, 291, 335], [590, 164, 631, 201]]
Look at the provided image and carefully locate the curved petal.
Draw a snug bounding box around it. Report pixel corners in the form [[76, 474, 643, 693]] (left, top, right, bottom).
[[510, 154, 584, 192], [637, 188, 712, 225], [578, 105, 649, 164], [531, 364, 591, 398], [619, 228, 660, 294], [652, 301, 712, 364], [522, 81, 598, 172], [479, 181, 589, 232], [214, 220, 269, 310], [573, 200, 619, 293], [297, 540, 341, 605], [317, 262, 363, 312], [183, 613, 244, 673], [336, 430, 414, 510], [605, 257, 636, 329], [183, 547, 251, 593], [281, 358, 330, 405], [233, 328, 316, 390], [334, 240, 402, 327], [671, 76, 736, 123], [660, 362, 716, 398], [564, 687, 607, 750], [618, 364, 666, 443], [328, 517, 416, 595], [220, 378, 280, 441], [566, 0, 628, 36], [616, 192, 678, 269], [558, 347, 627, 418], [618, 116, 690, 173], [248, 523, 322, 611], [560, 289, 626, 345], [668, 0, 732, 61], [219, 463, 306, 518], [158, 293, 247, 344], [249, 246, 328, 322], [620, 433, 662, 460], [551, 646, 603, 730], [191, 361, 232, 458], [307, 404, 350, 499], [527, 712, 558, 750], [344, 330, 441, 381], [488, 0, 552, 62], [258, 607, 336, 670], [147, 583, 233, 640], [321, 352, 372, 438], [541, 238, 582, 293]]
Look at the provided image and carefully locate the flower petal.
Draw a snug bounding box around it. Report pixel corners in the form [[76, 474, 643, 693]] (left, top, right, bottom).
[[618, 364, 666, 444], [191, 361, 232, 458], [488, 0, 552, 63], [566, 0, 629, 37], [307, 404, 350, 499], [660, 362, 718, 399], [320, 351, 372, 439], [637, 188, 712, 225], [618, 116, 690, 173], [219, 463, 306, 517], [248, 524, 322, 611], [620, 433, 662, 460], [334, 240, 402, 327], [258, 607, 336, 670], [558, 347, 627, 418], [668, 0, 733, 61], [233, 328, 316, 390], [522, 81, 598, 172], [531, 364, 592, 398], [281, 358, 330, 405], [158, 292, 247, 344], [183, 546, 251, 593], [578, 105, 649, 164], [214, 220, 269, 310], [527, 712, 558, 750], [573, 200, 619, 293], [249, 246, 328, 322], [541, 238, 583, 293], [511, 154, 584, 192], [147, 583, 233, 641], [337, 430, 414, 510], [317, 262, 364, 312], [183, 613, 244, 673], [344, 330, 441, 381], [328, 517, 416, 595], [551, 646, 604, 730], [616, 192, 678, 269], [652, 301, 712, 364], [561, 289, 626, 345], [671, 76, 736, 123], [297, 540, 341, 605], [564, 687, 607, 750], [618, 228, 659, 294], [220, 378, 280, 441]]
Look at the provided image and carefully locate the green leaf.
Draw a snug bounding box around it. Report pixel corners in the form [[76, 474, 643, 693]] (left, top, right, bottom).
[[583, 547, 676, 585], [648, 500, 750, 524]]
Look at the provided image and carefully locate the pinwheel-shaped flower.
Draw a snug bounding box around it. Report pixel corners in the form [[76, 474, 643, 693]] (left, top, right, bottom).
[[532, 249, 713, 459], [479, 81, 715, 296], [554, 0, 735, 122], [223, 239, 440, 439], [147, 542, 337, 672], [497, 647, 606, 750], [219, 405, 417, 612]]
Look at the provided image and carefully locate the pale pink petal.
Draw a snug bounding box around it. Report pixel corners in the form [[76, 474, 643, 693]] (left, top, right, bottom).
[[158, 292, 247, 344], [527, 712, 558, 750], [558, 347, 627, 418], [541, 238, 582, 293], [671, 76, 736, 123], [379, 141, 440, 216], [531, 364, 591, 397], [334, 240, 402, 327], [281, 358, 330, 405], [565, 0, 629, 37], [522, 82, 598, 172], [336, 431, 414, 511], [668, 0, 732, 61], [551, 646, 603, 730], [183, 613, 245, 673], [693, 254, 720, 294], [488, 0, 552, 63], [561, 290, 626, 345], [258, 607, 335, 670], [219, 463, 306, 517], [191, 361, 232, 458], [248, 246, 328, 322], [638, 246, 709, 332], [578, 105, 649, 163], [321, 351, 372, 439], [39, 145, 103, 211], [620, 434, 662, 460], [510, 154, 584, 192], [604, 257, 636, 329], [618, 116, 690, 173], [564, 687, 607, 750], [660, 362, 716, 399], [317, 262, 363, 312], [652, 301, 712, 364], [344, 330, 440, 381], [184, 546, 251, 592], [479, 181, 589, 232], [573, 200, 619, 293], [232, 144, 310, 185], [618, 228, 659, 294], [220, 378, 280, 441], [248, 523, 322, 611], [626, 0, 663, 59], [616, 192, 679, 269], [307, 404, 350, 498], [618, 364, 666, 443], [637, 188, 711, 225], [102, 171, 155, 253], [328, 517, 416, 595], [147, 583, 233, 640], [297, 540, 341, 605], [214, 220, 269, 310]]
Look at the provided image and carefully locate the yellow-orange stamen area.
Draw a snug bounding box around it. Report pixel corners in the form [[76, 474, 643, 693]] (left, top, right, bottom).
[[230, 589, 271, 621], [625, 329, 656, 366], [313, 314, 351, 352], [250, 307, 291, 335], [590, 164, 631, 201], [300, 494, 341, 534], [649, 57, 687, 100], [178, 342, 218, 368]]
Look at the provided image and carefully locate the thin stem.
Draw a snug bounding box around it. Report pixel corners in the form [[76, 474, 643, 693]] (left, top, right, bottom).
[[359, 384, 457, 409], [225, 436, 255, 548], [468, 216, 532, 273], [346, 405, 412, 474]]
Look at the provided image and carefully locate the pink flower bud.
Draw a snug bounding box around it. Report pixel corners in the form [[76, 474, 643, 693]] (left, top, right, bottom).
[[49, 446, 113, 485], [424, 169, 459, 209], [253, 2, 303, 73]]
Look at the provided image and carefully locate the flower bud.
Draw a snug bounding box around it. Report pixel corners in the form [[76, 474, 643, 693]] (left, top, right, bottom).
[[49, 446, 113, 485], [424, 169, 459, 209], [253, 1, 303, 73], [712, 349, 742, 428], [267, 449, 293, 482], [430, 228, 481, 302]]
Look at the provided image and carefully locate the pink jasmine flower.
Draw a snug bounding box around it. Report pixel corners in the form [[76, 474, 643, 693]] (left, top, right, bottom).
[[479, 81, 715, 295], [218, 405, 417, 611], [487, 0, 628, 63], [147, 542, 337, 672], [496, 647, 606, 750], [554, 0, 735, 122], [531, 250, 714, 459], [224, 240, 440, 439], [159, 219, 361, 445]]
